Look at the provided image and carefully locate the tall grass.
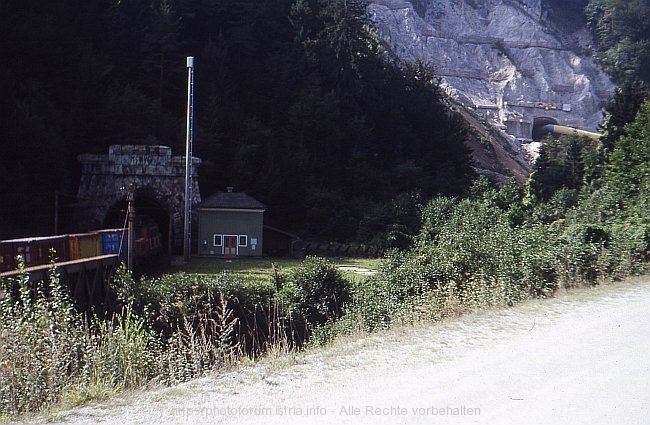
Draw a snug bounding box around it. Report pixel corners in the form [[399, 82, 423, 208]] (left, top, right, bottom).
[[2, 183, 647, 418], [0, 257, 244, 417], [0, 258, 85, 414]]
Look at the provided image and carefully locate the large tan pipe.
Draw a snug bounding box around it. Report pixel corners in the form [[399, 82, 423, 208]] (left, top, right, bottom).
[[540, 124, 601, 140]]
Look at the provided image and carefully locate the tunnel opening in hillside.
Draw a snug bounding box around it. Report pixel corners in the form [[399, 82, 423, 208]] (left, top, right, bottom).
[[532, 117, 560, 140], [103, 190, 172, 262]]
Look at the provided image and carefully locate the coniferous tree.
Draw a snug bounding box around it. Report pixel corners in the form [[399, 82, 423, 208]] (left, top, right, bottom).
[[564, 137, 585, 190], [586, 0, 650, 83], [600, 80, 649, 153], [0, 0, 477, 241], [526, 137, 565, 202], [604, 99, 650, 200]]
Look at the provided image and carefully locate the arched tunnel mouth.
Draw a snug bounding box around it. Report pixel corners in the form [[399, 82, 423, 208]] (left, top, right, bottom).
[[532, 116, 559, 141], [103, 190, 171, 257]]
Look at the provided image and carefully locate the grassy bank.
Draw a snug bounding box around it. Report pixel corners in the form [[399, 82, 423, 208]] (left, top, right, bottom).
[[1, 183, 647, 418], [164, 257, 381, 277]]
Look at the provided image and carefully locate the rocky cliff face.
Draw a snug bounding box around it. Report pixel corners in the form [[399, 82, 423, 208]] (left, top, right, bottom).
[[368, 0, 614, 144]]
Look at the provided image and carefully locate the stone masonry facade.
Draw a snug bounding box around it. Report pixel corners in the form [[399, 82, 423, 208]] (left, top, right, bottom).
[[77, 145, 201, 252]]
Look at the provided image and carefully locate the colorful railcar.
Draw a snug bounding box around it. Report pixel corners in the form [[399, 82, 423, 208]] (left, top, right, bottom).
[[68, 232, 101, 261], [0, 235, 69, 271], [1, 224, 161, 273]]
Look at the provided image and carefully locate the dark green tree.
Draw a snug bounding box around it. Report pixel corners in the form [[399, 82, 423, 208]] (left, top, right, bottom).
[[565, 137, 585, 190], [586, 0, 650, 83], [526, 136, 565, 203], [604, 99, 650, 199], [600, 80, 649, 153]]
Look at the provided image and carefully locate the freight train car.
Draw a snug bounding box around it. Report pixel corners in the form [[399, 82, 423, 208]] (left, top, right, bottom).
[[97, 228, 128, 263], [0, 223, 161, 273], [0, 235, 69, 272], [135, 222, 162, 258], [68, 232, 101, 261]]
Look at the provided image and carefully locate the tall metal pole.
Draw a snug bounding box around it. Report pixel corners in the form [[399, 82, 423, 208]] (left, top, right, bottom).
[[184, 56, 195, 263], [127, 187, 135, 272], [54, 190, 59, 235]]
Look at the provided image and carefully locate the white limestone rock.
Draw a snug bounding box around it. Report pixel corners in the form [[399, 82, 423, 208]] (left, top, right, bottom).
[[368, 0, 615, 138]]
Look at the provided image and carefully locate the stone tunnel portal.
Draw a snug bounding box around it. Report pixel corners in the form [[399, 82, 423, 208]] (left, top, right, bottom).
[[76, 145, 201, 255]]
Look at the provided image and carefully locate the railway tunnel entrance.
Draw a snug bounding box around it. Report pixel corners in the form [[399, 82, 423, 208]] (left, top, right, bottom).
[[532, 116, 560, 140], [532, 116, 601, 141], [103, 190, 172, 257], [76, 145, 201, 256]]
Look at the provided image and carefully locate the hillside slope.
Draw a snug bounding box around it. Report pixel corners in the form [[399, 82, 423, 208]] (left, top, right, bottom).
[[368, 0, 615, 180]]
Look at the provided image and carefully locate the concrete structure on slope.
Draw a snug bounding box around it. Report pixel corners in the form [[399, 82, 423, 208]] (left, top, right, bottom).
[[368, 0, 614, 144]]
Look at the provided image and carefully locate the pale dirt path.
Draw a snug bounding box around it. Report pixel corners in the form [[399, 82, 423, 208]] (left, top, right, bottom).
[[20, 278, 650, 425]]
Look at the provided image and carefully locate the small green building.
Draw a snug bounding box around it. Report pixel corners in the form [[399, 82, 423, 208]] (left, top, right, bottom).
[[197, 188, 266, 257]]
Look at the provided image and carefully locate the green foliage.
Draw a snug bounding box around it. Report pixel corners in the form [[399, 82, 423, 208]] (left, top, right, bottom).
[[530, 188, 579, 223], [604, 99, 650, 198], [0, 258, 85, 415], [356, 191, 422, 250], [0, 0, 474, 241], [469, 176, 527, 226], [110, 266, 279, 354], [415, 198, 558, 295], [525, 136, 567, 202], [284, 256, 351, 325], [0, 259, 256, 415], [525, 133, 603, 203], [600, 80, 649, 153], [586, 0, 650, 83], [0, 259, 167, 415], [86, 306, 161, 390], [517, 97, 649, 283]]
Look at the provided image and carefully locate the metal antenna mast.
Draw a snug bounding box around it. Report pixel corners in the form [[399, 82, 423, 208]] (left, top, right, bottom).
[[184, 56, 195, 263]]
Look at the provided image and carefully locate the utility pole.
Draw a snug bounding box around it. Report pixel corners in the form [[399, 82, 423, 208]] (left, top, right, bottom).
[[184, 56, 195, 263], [54, 190, 59, 235], [127, 186, 135, 272]]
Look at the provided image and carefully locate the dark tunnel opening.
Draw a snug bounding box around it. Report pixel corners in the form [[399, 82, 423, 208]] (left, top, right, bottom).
[[103, 191, 172, 258], [532, 116, 559, 140]]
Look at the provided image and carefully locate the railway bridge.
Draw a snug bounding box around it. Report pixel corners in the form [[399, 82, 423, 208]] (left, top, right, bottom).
[[0, 255, 119, 315], [76, 145, 201, 255]]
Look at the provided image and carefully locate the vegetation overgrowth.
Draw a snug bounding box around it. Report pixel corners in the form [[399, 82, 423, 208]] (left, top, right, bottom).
[[2, 88, 647, 414], [1, 0, 649, 419], [4, 0, 647, 242], [544, 0, 650, 85], [1, 0, 474, 241]]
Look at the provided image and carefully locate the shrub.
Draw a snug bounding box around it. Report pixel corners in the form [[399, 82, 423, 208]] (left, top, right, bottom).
[[111, 268, 292, 356], [0, 258, 85, 415], [0, 260, 252, 416], [285, 257, 351, 326]]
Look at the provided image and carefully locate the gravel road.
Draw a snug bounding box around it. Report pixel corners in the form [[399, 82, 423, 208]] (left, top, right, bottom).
[[20, 278, 650, 425]]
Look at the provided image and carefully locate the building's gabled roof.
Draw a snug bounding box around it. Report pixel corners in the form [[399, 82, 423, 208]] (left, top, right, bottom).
[[198, 189, 267, 211]]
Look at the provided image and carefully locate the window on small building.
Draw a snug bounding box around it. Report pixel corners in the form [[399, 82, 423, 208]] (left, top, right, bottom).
[[238, 235, 248, 247], [213, 234, 222, 246]]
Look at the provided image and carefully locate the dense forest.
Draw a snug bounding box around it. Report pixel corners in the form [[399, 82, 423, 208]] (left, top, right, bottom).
[[0, 0, 474, 242], [1, 0, 649, 246], [1, 0, 648, 415], [585, 0, 650, 83]]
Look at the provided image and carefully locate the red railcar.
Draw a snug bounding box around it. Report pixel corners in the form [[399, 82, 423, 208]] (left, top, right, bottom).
[[0, 235, 69, 272]]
